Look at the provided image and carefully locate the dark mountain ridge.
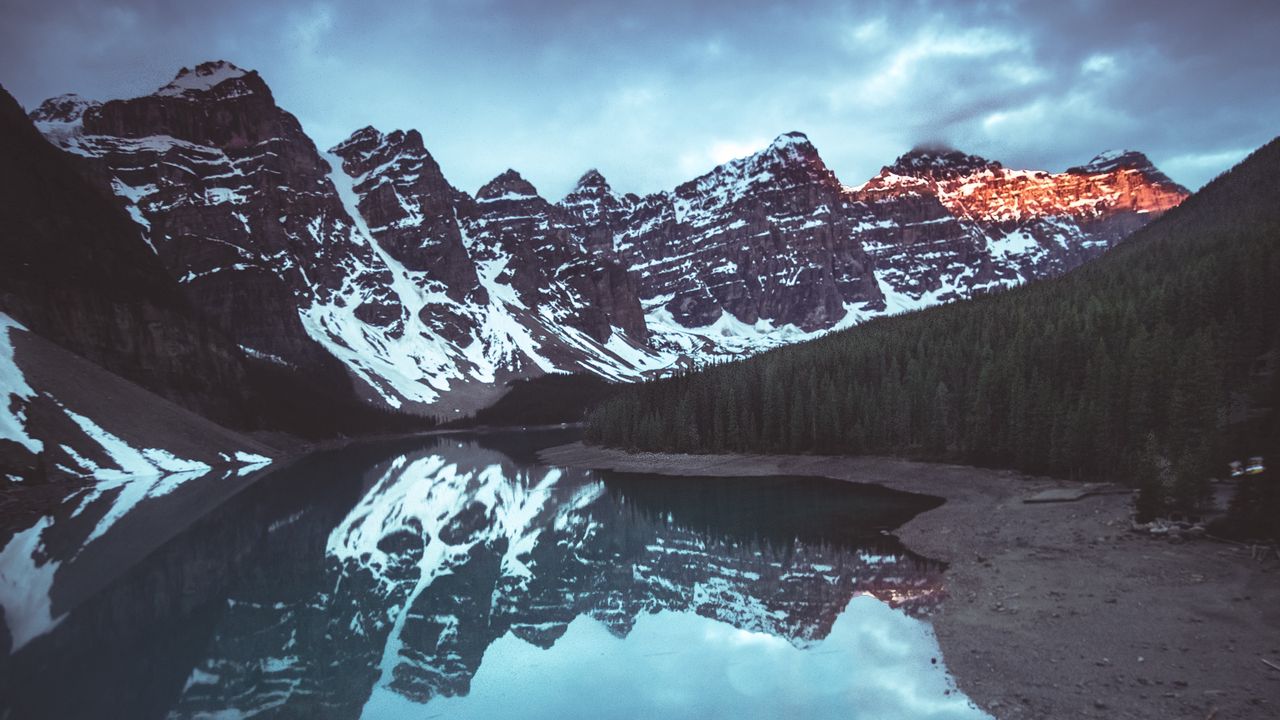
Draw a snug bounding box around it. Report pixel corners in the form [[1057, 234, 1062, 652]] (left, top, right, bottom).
[[23, 60, 1189, 418]]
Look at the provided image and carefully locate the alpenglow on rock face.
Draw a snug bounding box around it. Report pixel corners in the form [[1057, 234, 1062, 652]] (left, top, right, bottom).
[[32, 61, 1190, 413]]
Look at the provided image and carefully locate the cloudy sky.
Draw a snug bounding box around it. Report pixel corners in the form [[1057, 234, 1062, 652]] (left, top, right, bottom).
[[3, 0, 1277, 198]]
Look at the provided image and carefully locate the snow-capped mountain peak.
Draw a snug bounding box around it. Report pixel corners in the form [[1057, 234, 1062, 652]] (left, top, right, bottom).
[[28, 93, 101, 143], [29, 93, 99, 124], [29, 59, 1191, 416], [671, 130, 838, 213], [1071, 148, 1145, 172], [329, 125, 437, 183], [1067, 149, 1185, 191], [764, 130, 818, 159], [156, 60, 256, 98]]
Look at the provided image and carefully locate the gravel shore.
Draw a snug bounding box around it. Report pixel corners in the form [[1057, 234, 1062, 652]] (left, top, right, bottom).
[[539, 442, 1280, 720]]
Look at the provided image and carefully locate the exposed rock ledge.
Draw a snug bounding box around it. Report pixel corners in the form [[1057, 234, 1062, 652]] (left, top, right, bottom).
[[539, 442, 1280, 720]]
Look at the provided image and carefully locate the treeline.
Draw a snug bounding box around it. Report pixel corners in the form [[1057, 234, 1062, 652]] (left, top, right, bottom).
[[587, 138, 1280, 514], [455, 373, 619, 428]]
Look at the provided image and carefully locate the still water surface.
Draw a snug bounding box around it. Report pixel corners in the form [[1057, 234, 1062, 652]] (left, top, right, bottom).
[[0, 429, 988, 719]]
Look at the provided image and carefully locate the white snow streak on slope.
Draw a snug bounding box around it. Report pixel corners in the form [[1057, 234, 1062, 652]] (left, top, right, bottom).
[[61, 461, 220, 549], [639, 264, 999, 367], [642, 304, 822, 365], [314, 151, 486, 407], [0, 517, 64, 652], [57, 407, 215, 544], [468, 253, 555, 375], [0, 313, 41, 454], [326, 142, 676, 399], [60, 406, 210, 480], [875, 276, 954, 317], [2, 311, 269, 486]]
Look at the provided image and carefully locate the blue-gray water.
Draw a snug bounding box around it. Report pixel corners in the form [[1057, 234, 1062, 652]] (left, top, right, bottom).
[[0, 429, 988, 719]]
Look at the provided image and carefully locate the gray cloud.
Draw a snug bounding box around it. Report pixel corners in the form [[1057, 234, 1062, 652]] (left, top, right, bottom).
[[2, 0, 1277, 196]]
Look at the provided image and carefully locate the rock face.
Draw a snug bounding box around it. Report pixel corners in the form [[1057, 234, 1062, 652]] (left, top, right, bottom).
[[329, 126, 484, 314], [31, 61, 1190, 414], [327, 127, 656, 397], [34, 63, 664, 413], [67, 62, 404, 387], [855, 145, 1190, 290], [0, 82, 285, 481], [462, 169, 648, 344], [1, 83, 250, 432], [598, 133, 883, 332], [32, 62, 445, 412]]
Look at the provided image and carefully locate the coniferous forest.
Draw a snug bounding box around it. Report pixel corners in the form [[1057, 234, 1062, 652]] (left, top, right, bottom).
[[587, 138, 1280, 514]]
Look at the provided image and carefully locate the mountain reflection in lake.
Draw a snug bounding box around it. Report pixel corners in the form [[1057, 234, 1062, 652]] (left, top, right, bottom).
[[0, 429, 988, 719]]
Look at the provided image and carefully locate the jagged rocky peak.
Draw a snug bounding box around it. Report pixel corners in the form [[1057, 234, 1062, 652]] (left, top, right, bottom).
[[563, 169, 622, 204], [1068, 149, 1185, 190], [1070, 149, 1152, 174], [367, 127, 428, 155], [156, 60, 261, 98], [390, 128, 427, 150], [764, 130, 821, 162], [478, 169, 540, 201], [561, 168, 636, 242], [29, 93, 100, 123], [741, 131, 832, 179], [327, 125, 385, 173], [334, 124, 385, 150], [331, 125, 435, 177], [574, 168, 610, 192], [674, 130, 838, 205], [79, 60, 303, 150], [887, 144, 1002, 177], [561, 168, 629, 219]]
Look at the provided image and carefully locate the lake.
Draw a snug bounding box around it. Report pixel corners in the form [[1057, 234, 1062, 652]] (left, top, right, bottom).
[[0, 428, 989, 719]]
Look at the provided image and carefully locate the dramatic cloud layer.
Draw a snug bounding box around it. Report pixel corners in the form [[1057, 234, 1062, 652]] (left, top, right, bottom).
[[3, 0, 1277, 197]]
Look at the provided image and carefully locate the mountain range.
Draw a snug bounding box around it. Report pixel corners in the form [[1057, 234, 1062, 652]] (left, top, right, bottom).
[[26, 61, 1185, 412], [584, 132, 1280, 502], [2, 59, 1189, 480]]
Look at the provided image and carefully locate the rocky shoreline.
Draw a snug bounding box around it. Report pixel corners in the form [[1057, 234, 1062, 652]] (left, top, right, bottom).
[[538, 442, 1280, 720]]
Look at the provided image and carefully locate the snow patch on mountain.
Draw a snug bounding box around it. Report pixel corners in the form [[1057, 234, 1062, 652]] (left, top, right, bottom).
[[328, 131, 671, 395], [58, 403, 211, 479], [0, 313, 41, 455], [987, 229, 1041, 260], [29, 61, 1188, 416], [29, 94, 99, 146]]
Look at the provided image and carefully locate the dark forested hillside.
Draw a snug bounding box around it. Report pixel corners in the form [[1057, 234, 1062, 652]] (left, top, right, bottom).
[[587, 138, 1280, 511]]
